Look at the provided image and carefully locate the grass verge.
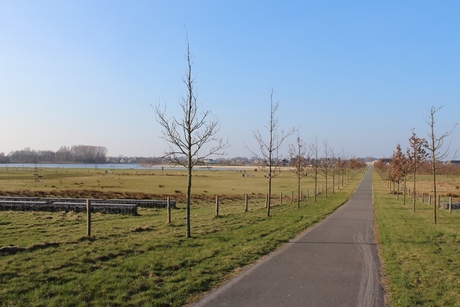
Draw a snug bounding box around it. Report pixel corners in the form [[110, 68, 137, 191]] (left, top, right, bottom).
[[0, 174, 363, 307], [372, 169, 460, 306]]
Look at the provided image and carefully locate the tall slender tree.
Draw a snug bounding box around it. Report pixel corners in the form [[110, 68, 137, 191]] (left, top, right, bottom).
[[426, 105, 456, 224], [154, 34, 228, 237], [336, 157, 346, 188], [320, 141, 332, 198], [246, 88, 292, 217], [289, 130, 309, 209], [329, 148, 338, 194], [309, 138, 320, 202]]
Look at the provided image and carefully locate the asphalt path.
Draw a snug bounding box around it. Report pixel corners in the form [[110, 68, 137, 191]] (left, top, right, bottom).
[[190, 169, 384, 307]]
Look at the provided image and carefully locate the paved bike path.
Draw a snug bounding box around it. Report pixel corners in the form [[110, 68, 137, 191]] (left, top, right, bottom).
[[190, 169, 384, 307]]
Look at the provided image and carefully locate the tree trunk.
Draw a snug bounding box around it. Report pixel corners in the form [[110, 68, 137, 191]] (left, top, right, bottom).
[[186, 162, 192, 238], [432, 155, 437, 224], [413, 167, 417, 212], [325, 170, 328, 198], [267, 175, 272, 217], [403, 177, 407, 205], [297, 175, 301, 209]]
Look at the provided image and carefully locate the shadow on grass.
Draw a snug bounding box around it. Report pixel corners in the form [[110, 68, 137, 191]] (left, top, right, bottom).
[[0, 236, 96, 256]]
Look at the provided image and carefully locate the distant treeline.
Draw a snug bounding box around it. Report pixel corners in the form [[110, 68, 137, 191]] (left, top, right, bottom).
[[0, 147, 376, 166], [1, 145, 108, 164]]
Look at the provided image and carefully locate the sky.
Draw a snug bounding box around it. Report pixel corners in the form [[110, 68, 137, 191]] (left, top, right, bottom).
[[1, 1, 459, 160]]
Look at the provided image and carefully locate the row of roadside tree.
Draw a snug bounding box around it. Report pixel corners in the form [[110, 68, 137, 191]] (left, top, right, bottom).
[[373, 106, 457, 224]]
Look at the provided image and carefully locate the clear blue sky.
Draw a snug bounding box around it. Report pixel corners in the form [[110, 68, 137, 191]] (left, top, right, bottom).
[[1, 1, 459, 159]]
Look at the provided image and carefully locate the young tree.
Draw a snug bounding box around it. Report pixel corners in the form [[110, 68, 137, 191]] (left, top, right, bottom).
[[329, 149, 338, 194], [289, 130, 309, 209], [246, 88, 292, 217], [426, 105, 456, 224], [309, 138, 320, 202], [336, 156, 347, 188], [320, 141, 332, 198], [389, 144, 409, 200], [408, 130, 428, 212], [154, 35, 228, 238]]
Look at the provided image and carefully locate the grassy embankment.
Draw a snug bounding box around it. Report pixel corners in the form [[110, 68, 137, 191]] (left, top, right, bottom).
[[372, 169, 460, 306], [1, 167, 363, 307]]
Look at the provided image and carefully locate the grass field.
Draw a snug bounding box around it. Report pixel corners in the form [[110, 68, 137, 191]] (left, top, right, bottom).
[[0, 167, 363, 307], [380, 171, 460, 202], [372, 169, 460, 306], [0, 166, 340, 201]]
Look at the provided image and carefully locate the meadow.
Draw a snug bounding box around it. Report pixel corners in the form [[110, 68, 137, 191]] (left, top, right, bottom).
[[373, 169, 460, 306], [0, 166, 338, 201], [0, 166, 362, 306]]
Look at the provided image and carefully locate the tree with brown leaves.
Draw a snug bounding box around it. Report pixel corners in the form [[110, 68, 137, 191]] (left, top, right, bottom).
[[408, 129, 428, 212]]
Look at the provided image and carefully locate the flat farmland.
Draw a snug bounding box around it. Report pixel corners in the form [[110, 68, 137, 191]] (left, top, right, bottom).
[[407, 174, 460, 198], [383, 173, 460, 208], [0, 166, 329, 200], [0, 166, 363, 307]]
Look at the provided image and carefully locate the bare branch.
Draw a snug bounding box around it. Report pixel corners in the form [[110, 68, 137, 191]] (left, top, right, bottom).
[[425, 105, 457, 224], [245, 88, 293, 216], [153, 31, 229, 237]]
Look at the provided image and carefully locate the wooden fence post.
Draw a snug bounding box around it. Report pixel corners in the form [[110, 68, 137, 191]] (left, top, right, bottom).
[[166, 197, 171, 225], [244, 194, 248, 212], [215, 196, 219, 217], [291, 191, 294, 202], [265, 193, 268, 208], [280, 192, 283, 205], [86, 199, 91, 237], [449, 196, 452, 214]]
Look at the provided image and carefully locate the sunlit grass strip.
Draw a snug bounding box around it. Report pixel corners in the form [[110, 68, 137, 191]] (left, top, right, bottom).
[[372, 169, 460, 307], [0, 174, 363, 307], [0, 167, 352, 200]]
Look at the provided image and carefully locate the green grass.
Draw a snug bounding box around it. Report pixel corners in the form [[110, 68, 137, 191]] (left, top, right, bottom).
[[0, 168, 363, 307], [0, 167, 352, 202], [372, 169, 460, 307]]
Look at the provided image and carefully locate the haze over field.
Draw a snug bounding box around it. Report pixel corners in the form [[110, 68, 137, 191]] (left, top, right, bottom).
[[1, 1, 459, 159]]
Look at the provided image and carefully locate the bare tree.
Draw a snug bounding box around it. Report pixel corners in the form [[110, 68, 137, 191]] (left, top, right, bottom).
[[408, 129, 428, 212], [309, 138, 320, 202], [154, 34, 228, 237], [426, 105, 456, 224], [320, 141, 332, 198], [289, 130, 309, 209], [329, 148, 338, 194], [245, 88, 292, 217], [336, 151, 348, 189]]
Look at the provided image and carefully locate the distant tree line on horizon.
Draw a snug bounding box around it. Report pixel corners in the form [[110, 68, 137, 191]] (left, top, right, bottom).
[[0, 146, 376, 166], [1, 145, 108, 164]]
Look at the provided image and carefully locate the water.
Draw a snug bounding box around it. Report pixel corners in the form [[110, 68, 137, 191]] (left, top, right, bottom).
[[0, 163, 160, 170], [0, 163, 241, 171]]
